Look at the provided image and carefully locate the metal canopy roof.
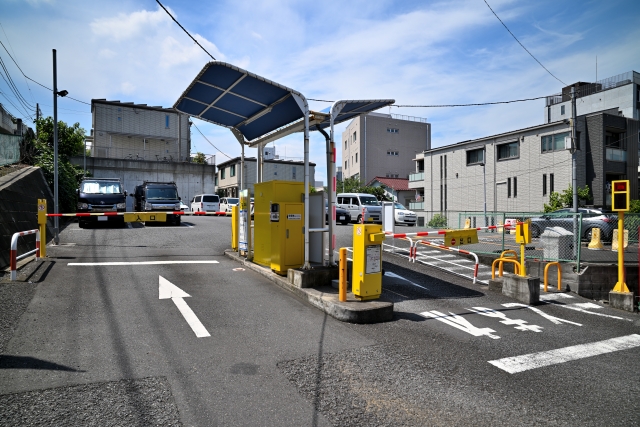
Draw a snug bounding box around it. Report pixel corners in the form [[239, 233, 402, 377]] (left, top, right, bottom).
[[173, 61, 306, 142], [246, 99, 395, 147]]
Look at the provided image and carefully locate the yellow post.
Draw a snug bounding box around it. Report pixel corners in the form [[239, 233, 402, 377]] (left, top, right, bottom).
[[231, 205, 239, 251], [339, 248, 347, 302], [612, 211, 629, 292], [37, 199, 47, 258], [515, 220, 531, 277]]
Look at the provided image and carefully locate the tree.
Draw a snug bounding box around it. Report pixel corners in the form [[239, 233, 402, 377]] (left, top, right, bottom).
[[34, 117, 85, 160], [193, 152, 206, 164], [334, 176, 391, 201], [428, 214, 448, 228], [543, 185, 591, 212]]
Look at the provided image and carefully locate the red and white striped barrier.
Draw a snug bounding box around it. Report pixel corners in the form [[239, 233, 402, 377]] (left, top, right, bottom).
[[415, 240, 480, 284], [46, 211, 228, 217], [385, 230, 447, 239], [10, 229, 40, 281]]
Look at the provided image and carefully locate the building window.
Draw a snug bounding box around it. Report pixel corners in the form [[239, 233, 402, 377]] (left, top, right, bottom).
[[230, 165, 236, 177], [466, 148, 484, 165], [292, 166, 296, 179], [355, 153, 358, 163], [345, 140, 347, 150], [507, 177, 511, 198], [444, 155, 447, 178], [385, 173, 399, 178], [165, 115, 170, 128], [221, 168, 226, 179], [497, 142, 519, 160], [561, 105, 565, 115], [513, 177, 517, 198], [550, 173, 554, 193], [440, 156, 443, 179], [543, 174, 547, 196], [353, 131, 357, 142], [345, 160, 347, 169], [541, 132, 570, 153], [386, 150, 399, 156], [387, 128, 399, 133], [117, 117, 121, 121], [215, 176, 218, 186]]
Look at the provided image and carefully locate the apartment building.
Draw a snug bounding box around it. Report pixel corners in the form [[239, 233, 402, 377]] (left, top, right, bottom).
[[342, 112, 431, 183], [91, 99, 190, 162], [409, 71, 640, 225], [217, 157, 316, 197]]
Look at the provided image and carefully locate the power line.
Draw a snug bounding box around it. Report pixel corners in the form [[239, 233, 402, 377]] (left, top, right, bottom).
[[0, 40, 90, 106], [0, 21, 36, 105], [156, 0, 216, 61], [483, 0, 566, 86], [191, 120, 232, 159], [393, 95, 549, 108], [0, 57, 35, 112]]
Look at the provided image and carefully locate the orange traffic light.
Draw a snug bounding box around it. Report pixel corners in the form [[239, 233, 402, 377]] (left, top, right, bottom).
[[611, 180, 629, 212]]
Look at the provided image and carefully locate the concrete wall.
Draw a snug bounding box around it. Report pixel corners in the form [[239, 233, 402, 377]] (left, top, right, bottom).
[[0, 167, 55, 269], [548, 82, 639, 122], [70, 157, 216, 211]]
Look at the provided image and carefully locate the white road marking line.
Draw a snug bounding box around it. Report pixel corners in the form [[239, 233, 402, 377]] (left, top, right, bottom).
[[488, 334, 640, 374], [502, 303, 583, 326], [540, 293, 575, 301], [384, 271, 429, 291], [468, 307, 543, 332], [68, 260, 220, 266], [554, 303, 633, 321], [420, 310, 500, 339], [159, 276, 210, 338]]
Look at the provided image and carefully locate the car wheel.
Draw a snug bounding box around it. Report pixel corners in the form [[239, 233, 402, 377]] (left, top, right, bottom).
[[78, 221, 85, 229], [530, 224, 541, 238]]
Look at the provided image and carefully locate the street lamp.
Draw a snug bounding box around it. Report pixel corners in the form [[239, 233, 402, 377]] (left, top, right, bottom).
[[52, 49, 68, 245]]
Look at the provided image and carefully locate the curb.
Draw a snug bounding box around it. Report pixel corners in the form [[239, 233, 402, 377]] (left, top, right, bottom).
[[224, 250, 393, 324]]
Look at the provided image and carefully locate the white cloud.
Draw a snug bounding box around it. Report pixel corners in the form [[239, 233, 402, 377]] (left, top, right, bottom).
[[90, 8, 170, 41], [120, 82, 135, 94]]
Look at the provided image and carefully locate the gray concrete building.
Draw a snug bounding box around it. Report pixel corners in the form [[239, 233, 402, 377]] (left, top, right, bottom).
[[217, 157, 315, 197], [342, 112, 431, 183], [91, 99, 190, 162], [409, 70, 640, 226]]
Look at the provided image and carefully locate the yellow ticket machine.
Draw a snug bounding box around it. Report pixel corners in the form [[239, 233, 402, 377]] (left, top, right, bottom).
[[352, 224, 386, 300], [270, 202, 304, 275]]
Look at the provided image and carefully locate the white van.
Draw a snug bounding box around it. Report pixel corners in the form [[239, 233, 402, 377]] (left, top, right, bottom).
[[220, 197, 240, 213], [336, 193, 382, 223], [190, 194, 220, 212]]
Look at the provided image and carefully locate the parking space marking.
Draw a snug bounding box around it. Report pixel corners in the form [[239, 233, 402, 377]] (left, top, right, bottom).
[[502, 303, 583, 326], [540, 293, 575, 301], [553, 302, 633, 321], [488, 334, 640, 374], [68, 260, 220, 266]]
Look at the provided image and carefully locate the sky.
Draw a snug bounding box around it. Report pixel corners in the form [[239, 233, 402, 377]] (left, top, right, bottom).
[[1, 0, 639, 184]]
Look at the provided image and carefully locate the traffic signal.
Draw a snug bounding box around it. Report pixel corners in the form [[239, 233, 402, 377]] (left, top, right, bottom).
[[611, 180, 630, 212]]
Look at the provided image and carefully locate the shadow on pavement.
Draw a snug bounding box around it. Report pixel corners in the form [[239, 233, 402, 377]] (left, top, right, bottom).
[[0, 355, 84, 372]]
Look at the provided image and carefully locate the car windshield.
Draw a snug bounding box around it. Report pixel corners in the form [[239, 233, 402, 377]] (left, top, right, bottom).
[[394, 203, 406, 210], [360, 196, 380, 206], [81, 181, 121, 194], [227, 198, 239, 204], [203, 195, 219, 202], [147, 188, 178, 199]]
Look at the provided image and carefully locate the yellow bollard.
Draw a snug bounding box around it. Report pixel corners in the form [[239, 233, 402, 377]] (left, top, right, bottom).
[[611, 229, 628, 251], [231, 205, 239, 250], [587, 228, 604, 250], [464, 218, 471, 229], [37, 199, 47, 258], [339, 248, 347, 302], [543, 262, 562, 292]]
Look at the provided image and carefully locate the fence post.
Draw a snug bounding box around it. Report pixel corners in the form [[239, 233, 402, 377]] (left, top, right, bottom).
[[37, 199, 47, 258]]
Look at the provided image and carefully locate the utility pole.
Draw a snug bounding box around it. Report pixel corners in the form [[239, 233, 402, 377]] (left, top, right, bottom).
[[35, 103, 40, 138], [53, 49, 59, 245], [571, 86, 578, 256]]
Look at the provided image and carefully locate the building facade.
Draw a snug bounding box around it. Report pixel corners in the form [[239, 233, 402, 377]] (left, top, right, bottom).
[[91, 99, 191, 162], [217, 157, 316, 197], [342, 112, 431, 183]]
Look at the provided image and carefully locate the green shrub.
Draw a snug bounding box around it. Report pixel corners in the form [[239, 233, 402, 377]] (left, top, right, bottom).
[[428, 213, 448, 228]]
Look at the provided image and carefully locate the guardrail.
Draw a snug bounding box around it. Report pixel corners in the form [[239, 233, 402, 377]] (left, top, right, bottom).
[[10, 229, 40, 281]]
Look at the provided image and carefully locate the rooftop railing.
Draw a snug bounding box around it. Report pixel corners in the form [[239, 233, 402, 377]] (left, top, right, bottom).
[[390, 113, 428, 123], [546, 71, 635, 107]]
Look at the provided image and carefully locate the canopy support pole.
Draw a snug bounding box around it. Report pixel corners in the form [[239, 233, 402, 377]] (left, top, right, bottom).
[[329, 101, 347, 265], [318, 127, 332, 266], [292, 93, 311, 269]]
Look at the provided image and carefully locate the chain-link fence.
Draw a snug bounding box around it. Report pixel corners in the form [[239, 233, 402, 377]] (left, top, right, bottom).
[[0, 134, 21, 166]]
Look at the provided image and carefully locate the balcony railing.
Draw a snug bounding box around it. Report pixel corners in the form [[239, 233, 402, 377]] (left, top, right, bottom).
[[409, 201, 424, 210], [409, 172, 424, 182]]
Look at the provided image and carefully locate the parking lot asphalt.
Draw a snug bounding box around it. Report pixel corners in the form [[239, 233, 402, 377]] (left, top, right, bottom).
[[1, 216, 640, 426]]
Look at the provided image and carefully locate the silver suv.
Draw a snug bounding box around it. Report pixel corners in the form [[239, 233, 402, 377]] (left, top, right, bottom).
[[529, 208, 617, 241]]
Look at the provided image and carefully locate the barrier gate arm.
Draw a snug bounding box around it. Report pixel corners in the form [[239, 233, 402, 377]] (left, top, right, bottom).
[[415, 240, 480, 284]]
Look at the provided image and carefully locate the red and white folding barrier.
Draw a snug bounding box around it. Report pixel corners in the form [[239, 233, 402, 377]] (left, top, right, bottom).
[[415, 240, 480, 284], [385, 230, 447, 239], [10, 229, 40, 281], [46, 211, 228, 218]]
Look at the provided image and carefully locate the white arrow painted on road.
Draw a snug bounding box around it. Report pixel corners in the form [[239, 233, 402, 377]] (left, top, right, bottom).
[[159, 275, 210, 338]]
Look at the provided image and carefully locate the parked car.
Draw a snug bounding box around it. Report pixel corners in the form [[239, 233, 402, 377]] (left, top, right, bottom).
[[220, 197, 239, 213], [336, 193, 382, 223], [179, 201, 190, 212], [77, 178, 127, 228], [190, 194, 220, 213], [131, 181, 182, 225], [325, 201, 352, 225], [529, 208, 617, 240], [393, 202, 417, 226]]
